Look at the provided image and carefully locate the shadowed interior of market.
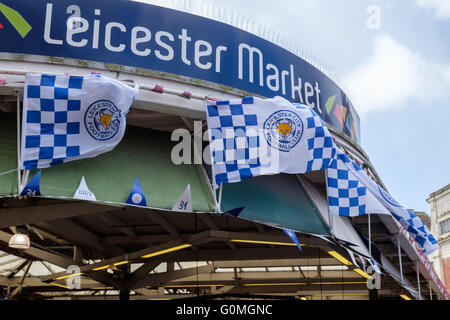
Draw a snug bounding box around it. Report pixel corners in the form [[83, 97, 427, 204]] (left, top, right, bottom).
[[0, 196, 435, 300]]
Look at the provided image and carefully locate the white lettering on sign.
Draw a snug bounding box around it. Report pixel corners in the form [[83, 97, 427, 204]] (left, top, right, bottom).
[[42, 3, 323, 109]]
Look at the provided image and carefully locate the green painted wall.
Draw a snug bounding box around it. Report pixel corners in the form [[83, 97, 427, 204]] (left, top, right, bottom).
[[26, 126, 215, 212], [0, 113, 18, 195]]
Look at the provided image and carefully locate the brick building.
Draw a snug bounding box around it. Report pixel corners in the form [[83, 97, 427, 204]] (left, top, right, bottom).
[[427, 184, 450, 288]]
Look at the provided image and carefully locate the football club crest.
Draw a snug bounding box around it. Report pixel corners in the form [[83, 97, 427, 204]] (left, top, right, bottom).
[[84, 100, 121, 141], [131, 193, 143, 204], [263, 110, 303, 152], [378, 185, 401, 207]]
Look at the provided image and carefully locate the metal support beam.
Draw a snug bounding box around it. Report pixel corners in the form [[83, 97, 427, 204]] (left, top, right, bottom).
[[125, 256, 167, 290], [200, 214, 237, 251], [134, 264, 214, 289], [7, 260, 29, 278], [41, 231, 212, 282], [140, 209, 179, 237], [10, 261, 32, 298], [0, 203, 114, 228], [0, 230, 74, 268], [36, 220, 124, 257]]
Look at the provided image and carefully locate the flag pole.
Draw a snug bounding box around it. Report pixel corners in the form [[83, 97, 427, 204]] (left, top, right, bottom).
[[429, 281, 432, 300], [217, 183, 223, 212], [416, 261, 421, 300], [368, 213, 372, 257], [324, 169, 333, 233], [16, 92, 21, 194], [397, 233, 404, 284]]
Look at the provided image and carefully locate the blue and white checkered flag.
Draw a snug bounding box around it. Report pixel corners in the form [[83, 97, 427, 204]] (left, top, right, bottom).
[[335, 150, 438, 255], [205, 96, 337, 187], [21, 73, 138, 170], [392, 209, 438, 256], [326, 150, 390, 217]]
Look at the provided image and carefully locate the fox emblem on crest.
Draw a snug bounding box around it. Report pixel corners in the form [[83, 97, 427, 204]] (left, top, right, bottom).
[[85, 100, 121, 141], [263, 110, 303, 152], [99, 112, 112, 129], [276, 121, 293, 138]]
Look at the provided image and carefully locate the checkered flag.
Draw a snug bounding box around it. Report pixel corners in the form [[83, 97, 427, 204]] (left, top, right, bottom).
[[206, 97, 261, 185], [205, 96, 340, 188], [327, 152, 367, 216], [21, 73, 138, 170], [392, 208, 438, 255], [327, 150, 390, 217], [331, 149, 438, 255], [294, 104, 336, 171]]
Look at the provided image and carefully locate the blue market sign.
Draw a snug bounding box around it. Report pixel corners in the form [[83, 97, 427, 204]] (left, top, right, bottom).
[[0, 0, 360, 143]]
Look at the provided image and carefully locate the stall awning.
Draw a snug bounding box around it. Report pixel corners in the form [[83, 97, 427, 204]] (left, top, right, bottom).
[[221, 173, 331, 236]]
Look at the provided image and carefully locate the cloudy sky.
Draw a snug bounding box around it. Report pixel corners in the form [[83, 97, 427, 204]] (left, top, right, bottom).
[[139, 0, 449, 213]]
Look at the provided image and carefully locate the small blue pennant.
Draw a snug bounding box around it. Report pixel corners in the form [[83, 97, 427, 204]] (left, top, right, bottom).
[[20, 170, 41, 196], [126, 177, 147, 206], [221, 207, 245, 217], [283, 228, 302, 252]]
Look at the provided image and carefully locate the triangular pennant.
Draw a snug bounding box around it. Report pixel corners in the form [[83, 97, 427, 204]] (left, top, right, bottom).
[[345, 111, 352, 132], [311, 234, 333, 243], [283, 228, 302, 252], [351, 122, 355, 139], [126, 177, 147, 206], [325, 95, 336, 115], [369, 259, 382, 274], [20, 170, 41, 196], [335, 238, 358, 248], [333, 103, 344, 127], [358, 254, 366, 272], [73, 176, 96, 201], [345, 248, 359, 268], [340, 105, 348, 122], [172, 184, 193, 212], [223, 207, 245, 217]]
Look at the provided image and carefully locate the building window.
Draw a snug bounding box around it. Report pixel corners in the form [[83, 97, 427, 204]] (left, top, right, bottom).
[[440, 218, 450, 235]]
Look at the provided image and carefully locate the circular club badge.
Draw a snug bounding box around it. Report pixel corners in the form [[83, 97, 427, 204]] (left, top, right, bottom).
[[378, 185, 402, 207], [131, 193, 143, 204], [263, 110, 304, 152], [84, 100, 121, 141]]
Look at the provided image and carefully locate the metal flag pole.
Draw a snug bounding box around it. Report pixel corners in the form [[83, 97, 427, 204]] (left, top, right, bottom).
[[324, 169, 333, 233], [368, 213, 372, 256], [429, 281, 433, 300], [397, 233, 404, 283], [16, 92, 21, 194], [416, 261, 421, 300], [217, 183, 223, 212]]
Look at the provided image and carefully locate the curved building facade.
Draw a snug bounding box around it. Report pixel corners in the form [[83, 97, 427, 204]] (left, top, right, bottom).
[[0, 0, 447, 300]]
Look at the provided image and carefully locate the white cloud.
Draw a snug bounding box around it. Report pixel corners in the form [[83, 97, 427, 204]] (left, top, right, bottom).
[[416, 0, 450, 19], [344, 33, 450, 115]]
